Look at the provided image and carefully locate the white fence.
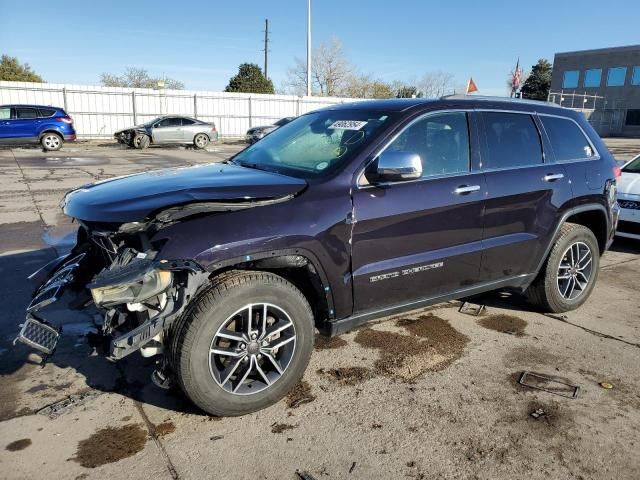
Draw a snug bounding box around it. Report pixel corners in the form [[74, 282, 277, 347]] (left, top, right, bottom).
[[0, 81, 360, 139]]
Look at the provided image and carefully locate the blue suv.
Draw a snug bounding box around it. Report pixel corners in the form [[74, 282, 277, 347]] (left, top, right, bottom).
[[0, 104, 76, 151]]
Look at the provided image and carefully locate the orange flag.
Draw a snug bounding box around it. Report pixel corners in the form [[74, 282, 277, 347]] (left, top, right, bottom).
[[466, 77, 478, 94]]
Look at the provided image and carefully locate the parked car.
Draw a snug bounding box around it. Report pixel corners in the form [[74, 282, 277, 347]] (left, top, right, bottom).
[[0, 104, 76, 151], [245, 117, 295, 144], [114, 115, 218, 149], [16, 96, 620, 417], [615, 153, 640, 240]]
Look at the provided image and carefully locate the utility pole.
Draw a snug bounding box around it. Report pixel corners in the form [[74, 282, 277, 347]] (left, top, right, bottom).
[[263, 19, 269, 79], [306, 0, 311, 96]]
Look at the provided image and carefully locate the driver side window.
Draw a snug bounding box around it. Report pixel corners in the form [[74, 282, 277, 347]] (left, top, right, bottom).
[[156, 117, 181, 128], [386, 112, 470, 178]]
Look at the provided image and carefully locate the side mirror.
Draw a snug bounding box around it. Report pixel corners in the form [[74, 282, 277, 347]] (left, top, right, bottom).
[[371, 150, 422, 182]]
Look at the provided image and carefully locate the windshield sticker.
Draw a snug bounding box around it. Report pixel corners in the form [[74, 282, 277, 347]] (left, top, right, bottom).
[[328, 120, 368, 130], [316, 161, 329, 170]]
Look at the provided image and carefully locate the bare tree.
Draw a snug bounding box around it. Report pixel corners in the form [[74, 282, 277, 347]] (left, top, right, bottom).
[[344, 74, 395, 98], [417, 71, 456, 98], [100, 67, 184, 89], [286, 38, 352, 96]]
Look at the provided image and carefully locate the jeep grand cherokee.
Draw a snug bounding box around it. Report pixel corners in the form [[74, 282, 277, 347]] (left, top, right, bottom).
[[16, 97, 620, 416]]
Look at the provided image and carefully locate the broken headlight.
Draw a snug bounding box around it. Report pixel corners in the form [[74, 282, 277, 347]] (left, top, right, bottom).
[[90, 269, 172, 307]]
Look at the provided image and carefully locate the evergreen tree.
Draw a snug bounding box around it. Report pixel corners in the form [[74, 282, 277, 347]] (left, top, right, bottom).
[[225, 63, 274, 94]]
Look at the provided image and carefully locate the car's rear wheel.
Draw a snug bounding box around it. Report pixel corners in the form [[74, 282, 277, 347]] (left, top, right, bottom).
[[526, 223, 599, 313], [133, 134, 150, 149], [194, 133, 209, 149], [41, 132, 63, 151], [169, 271, 314, 416]]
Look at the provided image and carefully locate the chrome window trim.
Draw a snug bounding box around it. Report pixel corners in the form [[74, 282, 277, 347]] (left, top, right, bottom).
[[356, 109, 472, 189], [537, 112, 601, 162]]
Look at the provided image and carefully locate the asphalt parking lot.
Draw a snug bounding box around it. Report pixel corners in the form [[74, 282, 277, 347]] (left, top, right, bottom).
[[1, 139, 639, 480]]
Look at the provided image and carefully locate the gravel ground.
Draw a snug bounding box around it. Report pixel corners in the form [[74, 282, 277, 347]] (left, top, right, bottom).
[[0, 139, 639, 480]]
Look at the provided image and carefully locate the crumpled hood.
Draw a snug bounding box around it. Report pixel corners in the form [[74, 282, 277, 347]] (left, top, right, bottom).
[[115, 125, 146, 135], [618, 171, 640, 196], [62, 163, 307, 223]]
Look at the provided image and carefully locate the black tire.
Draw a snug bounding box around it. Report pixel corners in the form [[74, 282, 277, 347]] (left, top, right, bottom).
[[169, 271, 314, 416], [526, 223, 600, 313], [193, 133, 209, 149], [41, 132, 63, 151], [133, 134, 150, 149]]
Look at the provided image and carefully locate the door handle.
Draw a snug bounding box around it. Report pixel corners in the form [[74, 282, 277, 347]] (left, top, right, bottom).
[[543, 173, 564, 182], [454, 185, 481, 195]]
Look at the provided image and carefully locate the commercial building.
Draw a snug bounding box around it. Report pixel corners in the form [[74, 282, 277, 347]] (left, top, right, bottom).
[[549, 45, 640, 137]]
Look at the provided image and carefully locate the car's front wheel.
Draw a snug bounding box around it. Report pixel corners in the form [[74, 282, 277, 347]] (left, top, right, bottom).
[[133, 134, 150, 149], [41, 132, 63, 151], [526, 223, 599, 313], [169, 271, 314, 416], [193, 133, 209, 149]]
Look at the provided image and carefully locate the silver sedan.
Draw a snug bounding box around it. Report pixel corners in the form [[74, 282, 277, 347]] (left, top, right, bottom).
[[114, 116, 219, 149]]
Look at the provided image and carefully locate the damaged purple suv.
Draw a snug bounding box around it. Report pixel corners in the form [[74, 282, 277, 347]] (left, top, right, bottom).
[[16, 97, 620, 416]]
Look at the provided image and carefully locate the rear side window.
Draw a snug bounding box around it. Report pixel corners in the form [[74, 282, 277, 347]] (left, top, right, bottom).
[[181, 118, 196, 126], [540, 116, 595, 161], [0, 107, 10, 119], [15, 108, 38, 119], [481, 112, 543, 169], [38, 108, 56, 118], [385, 112, 470, 178]]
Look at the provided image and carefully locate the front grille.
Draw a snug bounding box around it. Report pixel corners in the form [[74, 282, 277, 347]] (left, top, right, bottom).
[[618, 200, 640, 210], [617, 220, 640, 235]]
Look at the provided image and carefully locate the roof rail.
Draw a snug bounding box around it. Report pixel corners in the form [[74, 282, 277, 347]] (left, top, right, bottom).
[[440, 94, 555, 106]]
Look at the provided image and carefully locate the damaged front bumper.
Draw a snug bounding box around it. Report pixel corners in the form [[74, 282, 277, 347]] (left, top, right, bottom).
[[15, 253, 87, 355], [16, 225, 208, 361]]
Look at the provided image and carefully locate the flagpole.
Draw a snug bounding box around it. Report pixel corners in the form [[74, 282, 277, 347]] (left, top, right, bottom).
[[465, 78, 470, 95]]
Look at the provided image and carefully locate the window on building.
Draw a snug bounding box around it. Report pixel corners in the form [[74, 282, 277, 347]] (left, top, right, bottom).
[[385, 112, 470, 177], [540, 116, 595, 161], [481, 112, 543, 169], [632, 67, 640, 86], [583, 69, 602, 88], [626, 110, 640, 126], [607, 67, 627, 86], [562, 70, 579, 88]]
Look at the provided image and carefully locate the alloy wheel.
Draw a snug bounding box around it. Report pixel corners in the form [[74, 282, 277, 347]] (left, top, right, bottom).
[[43, 134, 61, 149], [208, 303, 296, 395], [195, 134, 207, 148], [556, 241, 593, 300]]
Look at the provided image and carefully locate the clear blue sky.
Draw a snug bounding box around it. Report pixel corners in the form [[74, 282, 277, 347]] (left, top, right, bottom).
[[1, 0, 639, 95]]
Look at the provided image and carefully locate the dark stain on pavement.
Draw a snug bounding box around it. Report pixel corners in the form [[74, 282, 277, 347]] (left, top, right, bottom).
[[0, 221, 47, 252], [478, 314, 527, 337], [354, 314, 469, 380], [271, 422, 297, 433], [72, 424, 147, 468], [317, 367, 374, 385], [286, 380, 315, 408], [5, 438, 32, 451], [314, 335, 348, 350], [154, 421, 176, 437]]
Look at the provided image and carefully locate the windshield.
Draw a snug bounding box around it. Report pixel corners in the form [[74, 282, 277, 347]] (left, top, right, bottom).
[[623, 156, 640, 174], [231, 109, 392, 179], [143, 117, 163, 127]]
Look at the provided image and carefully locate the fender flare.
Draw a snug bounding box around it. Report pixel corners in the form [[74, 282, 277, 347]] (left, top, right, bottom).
[[38, 128, 64, 140], [533, 204, 609, 276], [205, 247, 337, 318]]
